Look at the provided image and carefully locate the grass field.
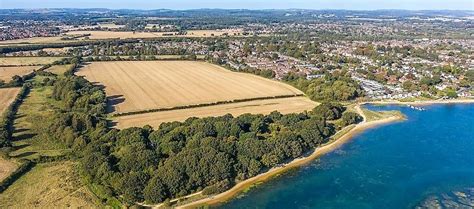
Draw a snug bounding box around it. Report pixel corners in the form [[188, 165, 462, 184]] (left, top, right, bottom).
[[45, 64, 73, 75], [77, 61, 303, 114], [0, 66, 39, 81], [114, 96, 317, 128], [9, 84, 70, 160], [0, 57, 64, 66], [0, 88, 20, 115], [0, 161, 99, 208]]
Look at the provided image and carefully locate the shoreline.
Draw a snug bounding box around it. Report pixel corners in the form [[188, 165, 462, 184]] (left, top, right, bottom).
[[175, 109, 403, 209], [366, 98, 474, 106]]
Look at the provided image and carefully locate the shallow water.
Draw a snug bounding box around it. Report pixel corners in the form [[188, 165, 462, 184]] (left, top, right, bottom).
[[216, 104, 474, 209]]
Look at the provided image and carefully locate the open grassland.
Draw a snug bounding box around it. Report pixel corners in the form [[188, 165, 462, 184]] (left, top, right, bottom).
[[45, 64, 73, 75], [0, 66, 39, 81], [66, 29, 244, 39], [77, 61, 303, 114], [0, 161, 99, 209], [0, 88, 20, 115], [0, 57, 64, 66], [9, 84, 70, 160], [114, 97, 317, 128], [0, 157, 18, 182]]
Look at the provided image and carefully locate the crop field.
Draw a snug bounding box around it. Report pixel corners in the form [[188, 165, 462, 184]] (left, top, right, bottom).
[[0, 157, 18, 182], [0, 66, 39, 81], [0, 36, 64, 45], [0, 162, 99, 208], [0, 88, 20, 115], [66, 29, 245, 39], [0, 57, 64, 66], [114, 96, 318, 128], [76, 61, 304, 114]]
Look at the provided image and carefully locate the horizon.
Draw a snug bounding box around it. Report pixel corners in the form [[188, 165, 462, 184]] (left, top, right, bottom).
[[1, 8, 474, 12], [1, 0, 473, 10]]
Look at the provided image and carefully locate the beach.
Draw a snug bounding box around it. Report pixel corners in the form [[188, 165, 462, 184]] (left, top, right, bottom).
[[175, 106, 404, 209]]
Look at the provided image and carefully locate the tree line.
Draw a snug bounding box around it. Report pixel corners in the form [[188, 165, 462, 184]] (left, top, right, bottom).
[[284, 70, 365, 102]]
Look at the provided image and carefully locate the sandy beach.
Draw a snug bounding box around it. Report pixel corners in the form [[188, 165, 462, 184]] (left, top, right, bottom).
[[174, 108, 404, 209]]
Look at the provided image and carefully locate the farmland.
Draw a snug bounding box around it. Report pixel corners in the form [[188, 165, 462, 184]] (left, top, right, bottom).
[[0, 36, 64, 45], [114, 96, 318, 128], [0, 88, 20, 115], [0, 157, 18, 182], [0, 57, 64, 66], [0, 66, 38, 81], [76, 61, 304, 114], [66, 29, 244, 39]]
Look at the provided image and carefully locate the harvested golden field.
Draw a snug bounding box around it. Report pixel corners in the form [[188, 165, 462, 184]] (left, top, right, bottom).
[[66, 29, 244, 39], [0, 157, 18, 182], [0, 66, 38, 81], [0, 36, 64, 45], [76, 61, 303, 113], [0, 162, 99, 208], [0, 88, 20, 115], [0, 57, 64, 66], [114, 97, 318, 128], [98, 23, 125, 29]]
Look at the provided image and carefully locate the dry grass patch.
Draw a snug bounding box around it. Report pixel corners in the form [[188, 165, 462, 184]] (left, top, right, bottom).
[[114, 97, 317, 129], [77, 61, 303, 114], [0, 88, 20, 115], [0, 157, 18, 182], [0, 161, 99, 209], [0, 57, 64, 66], [0, 66, 39, 81]]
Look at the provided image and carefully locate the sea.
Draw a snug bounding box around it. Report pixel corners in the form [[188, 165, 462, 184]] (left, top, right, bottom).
[[216, 104, 474, 209]]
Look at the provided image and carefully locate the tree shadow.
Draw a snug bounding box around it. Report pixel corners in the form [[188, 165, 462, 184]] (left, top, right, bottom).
[[107, 95, 125, 113], [91, 82, 106, 89], [12, 151, 37, 158], [107, 119, 118, 128], [13, 128, 29, 134], [12, 143, 30, 150], [13, 133, 37, 141], [14, 114, 27, 120]]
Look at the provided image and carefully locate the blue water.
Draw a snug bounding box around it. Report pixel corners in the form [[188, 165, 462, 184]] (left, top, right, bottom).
[[217, 104, 474, 209]]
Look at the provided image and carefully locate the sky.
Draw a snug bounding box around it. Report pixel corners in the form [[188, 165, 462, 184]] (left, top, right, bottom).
[[0, 0, 473, 10]]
